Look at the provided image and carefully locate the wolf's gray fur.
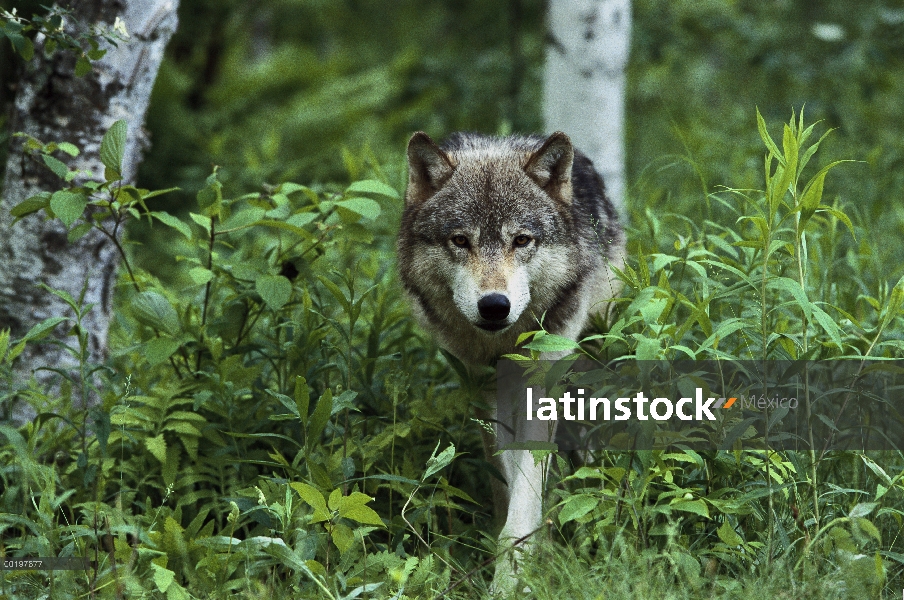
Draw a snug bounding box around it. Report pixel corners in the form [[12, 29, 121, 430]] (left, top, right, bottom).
[[399, 131, 624, 362], [397, 130, 625, 590]]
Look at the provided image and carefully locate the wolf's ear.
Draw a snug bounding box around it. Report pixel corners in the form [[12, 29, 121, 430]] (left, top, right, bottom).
[[525, 132, 574, 204], [407, 132, 455, 206]]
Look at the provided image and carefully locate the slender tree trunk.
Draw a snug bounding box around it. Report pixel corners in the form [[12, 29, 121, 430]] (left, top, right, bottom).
[[0, 0, 179, 418], [544, 0, 631, 213]]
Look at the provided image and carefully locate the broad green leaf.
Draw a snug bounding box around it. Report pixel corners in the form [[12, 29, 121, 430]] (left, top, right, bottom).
[[0, 329, 8, 362], [131, 291, 181, 336], [860, 455, 893, 486], [776, 123, 797, 200], [50, 190, 87, 227], [516, 330, 539, 346], [717, 521, 743, 546], [267, 389, 299, 418], [559, 494, 599, 525], [287, 212, 318, 228], [651, 253, 680, 272], [328, 488, 342, 511], [424, 443, 456, 480], [316, 276, 351, 314], [142, 187, 180, 200], [330, 523, 355, 553], [21, 317, 68, 342], [152, 563, 175, 593], [672, 499, 710, 518], [336, 197, 381, 220], [222, 207, 265, 230], [338, 493, 384, 526], [811, 304, 843, 350], [290, 482, 330, 523], [331, 389, 359, 415], [57, 142, 79, 157], [150, 211, 192, 240], [307, 389, 333, 444], [634, 334, 661, 360], [146, 337, 180, 366], [38, 283, 79, 314], [569, 466, 604, 479], [816, 414, 839, 432], [855, 517, 881, 542], [345, 179, 400, 199], [849, 502, 877, 519], [253, 219, 311, 237], [821, 207, 856, 239], [295, 376, 310, 426], [42, 154, 69, 179], [189, 212, 211, 233], [11, 194, 50, 219], [278, 182, 312, 195], [8, 31, 34, 61], [188, 267, 214, 285], [67, 222, 92, 243], [639, 297, 668, 326], [256, 274, 292, 310], [698, 259, 756, 289], [521, 333, 581, 352], [798, 160, 847, 227], [798, 170, 826, 228], [7, 340, 26, 362], [769, 277, 812, 319], [698, 318, 752, 352], [197, 171, 223, 216], [145, 434, 167, 463], [669, 344, 696, 359], [798, 128, 834, 174], [75, 55, 92, 77], [756, 108, 782, 163], [100, 119, 128, 179], [880, 274, 904, 331]]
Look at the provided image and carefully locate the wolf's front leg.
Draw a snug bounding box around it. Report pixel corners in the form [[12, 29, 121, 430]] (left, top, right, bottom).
[[488, 382, 558, 594], [491, 446, 550, 593]]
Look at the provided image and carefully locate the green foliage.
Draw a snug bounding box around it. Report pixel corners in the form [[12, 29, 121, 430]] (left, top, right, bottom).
[[0, 4, 125, 74], [3, 107, 904, 598], [629, 0, 904, 301], [1, 118, 484, 598], [509, 109, 904, 599], [1, 2, 904, 596]]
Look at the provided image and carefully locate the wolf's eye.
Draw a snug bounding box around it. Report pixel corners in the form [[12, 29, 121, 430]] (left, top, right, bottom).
[[513, 235, 532, 247], [451, 235, 469, 248]]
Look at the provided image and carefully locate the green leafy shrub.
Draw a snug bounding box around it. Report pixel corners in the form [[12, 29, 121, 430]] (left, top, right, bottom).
[[1, 110, 904, 599]]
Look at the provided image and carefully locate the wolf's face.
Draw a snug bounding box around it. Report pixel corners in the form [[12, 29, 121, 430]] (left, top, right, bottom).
[[399, 132, 577, 334]]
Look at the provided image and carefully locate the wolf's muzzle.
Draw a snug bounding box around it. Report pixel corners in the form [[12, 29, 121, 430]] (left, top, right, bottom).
[[477, 293, 510, 329]]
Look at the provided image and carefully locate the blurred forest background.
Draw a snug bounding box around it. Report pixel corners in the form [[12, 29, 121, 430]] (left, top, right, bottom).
[[3, 0, 903, 276]]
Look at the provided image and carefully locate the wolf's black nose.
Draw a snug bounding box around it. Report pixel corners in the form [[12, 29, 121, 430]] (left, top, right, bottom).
[[478, 294, 510, 321]]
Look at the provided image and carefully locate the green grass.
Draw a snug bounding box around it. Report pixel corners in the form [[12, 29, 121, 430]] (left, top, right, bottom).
[[1, 110, 904, 599]]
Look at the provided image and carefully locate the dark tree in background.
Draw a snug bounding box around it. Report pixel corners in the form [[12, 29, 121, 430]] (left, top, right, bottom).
[[0, 0, 178, 416]]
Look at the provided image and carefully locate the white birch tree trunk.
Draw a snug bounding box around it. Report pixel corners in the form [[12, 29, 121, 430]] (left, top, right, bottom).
[[544, 0, 631, 213], [0, 0, 179, 419]]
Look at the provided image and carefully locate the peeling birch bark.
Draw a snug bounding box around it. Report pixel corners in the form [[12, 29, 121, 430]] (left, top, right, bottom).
[[0, 0, 179, 420], [544, 0, 631, 213]]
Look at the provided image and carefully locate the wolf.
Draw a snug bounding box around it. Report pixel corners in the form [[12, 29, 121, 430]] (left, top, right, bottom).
[[397, 130, 625, 589]]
